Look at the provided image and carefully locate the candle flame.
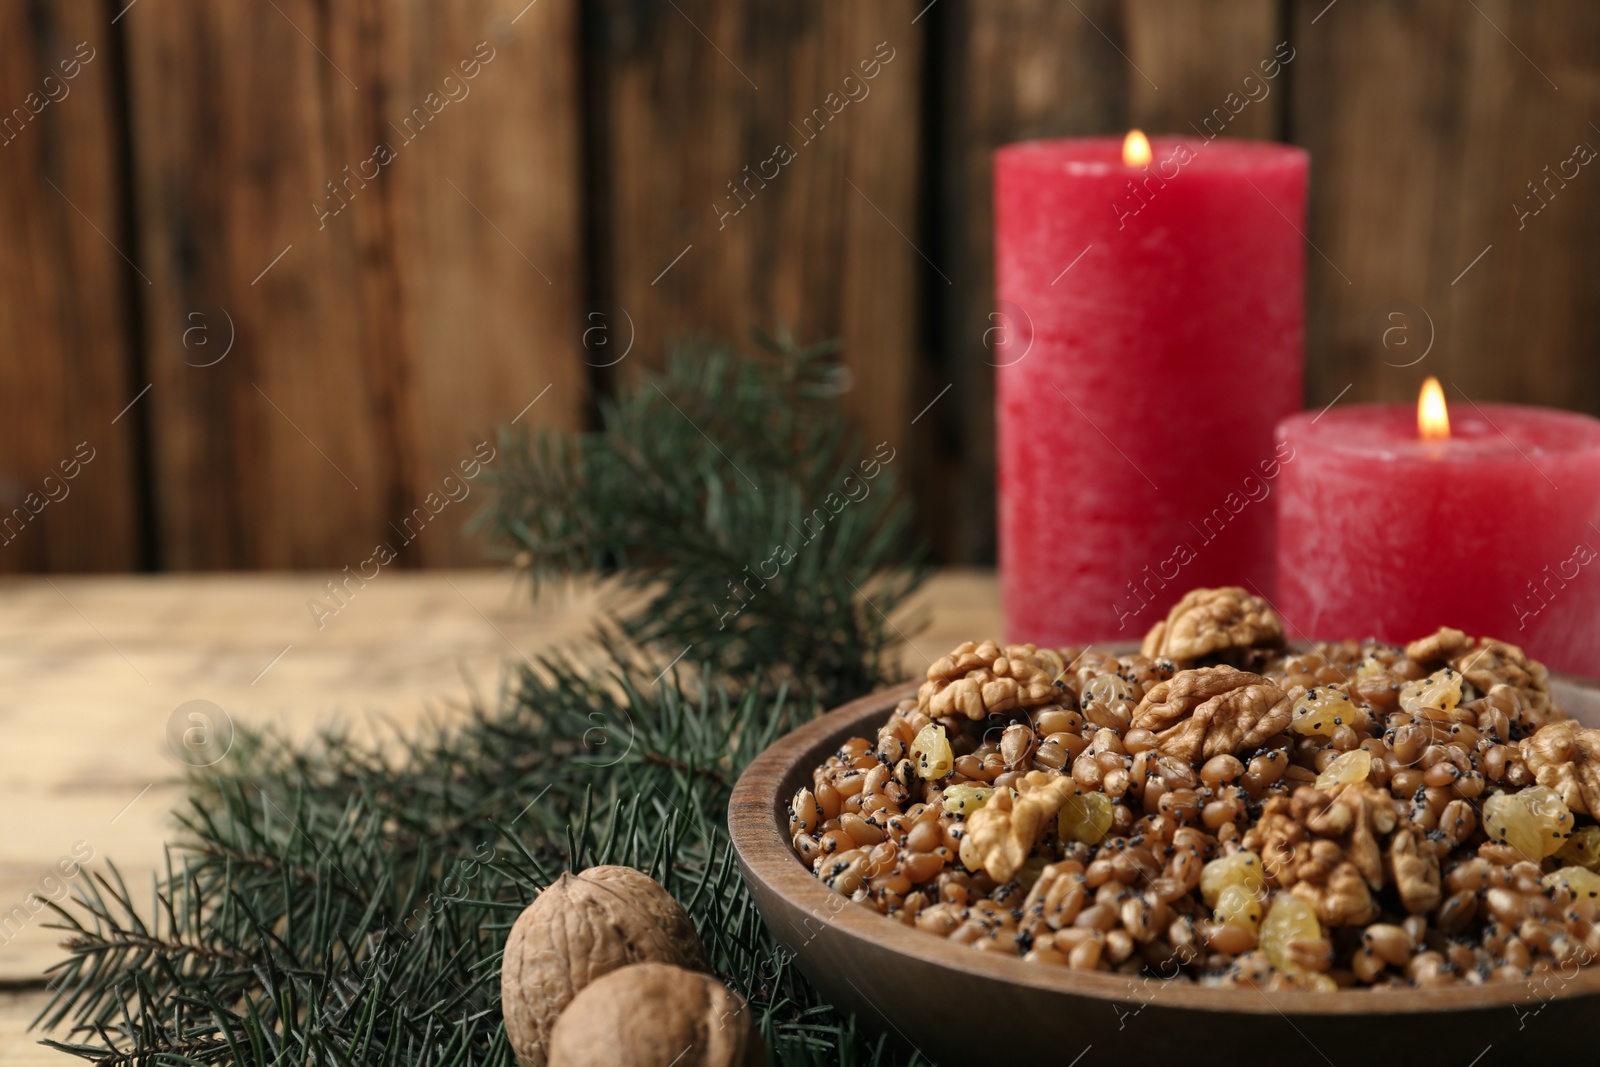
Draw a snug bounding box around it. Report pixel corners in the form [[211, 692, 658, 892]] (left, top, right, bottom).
[[1122, 129, 1152, 167], [1418, 377, 1450, 440]]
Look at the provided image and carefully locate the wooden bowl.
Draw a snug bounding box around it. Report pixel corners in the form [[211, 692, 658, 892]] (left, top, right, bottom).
[[730, 673, 1600, 1066]]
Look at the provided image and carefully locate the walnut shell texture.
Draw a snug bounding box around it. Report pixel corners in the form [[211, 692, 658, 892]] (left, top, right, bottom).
[[501, 866, 710, 1067], [547, 962, 765, 1067]]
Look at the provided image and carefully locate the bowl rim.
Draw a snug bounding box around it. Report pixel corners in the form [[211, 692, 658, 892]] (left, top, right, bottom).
[[729, 676, 1600, 1015]]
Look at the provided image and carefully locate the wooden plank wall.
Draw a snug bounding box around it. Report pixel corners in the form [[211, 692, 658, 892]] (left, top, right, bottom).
[[1294, 0, 1600, 419], [0, 2, 142, 572], [124, 0, 585, 569], [593, 0, 922, 469], [1, 0, 1598, 571]]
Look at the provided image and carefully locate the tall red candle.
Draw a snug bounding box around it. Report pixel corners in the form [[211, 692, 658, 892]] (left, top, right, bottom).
[[995, 135, 1307, 646], [1277, 389, 1600, 674]]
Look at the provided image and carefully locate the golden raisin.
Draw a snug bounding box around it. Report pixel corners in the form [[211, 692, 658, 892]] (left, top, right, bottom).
[[1259, 894, 1323, 976], [911, 723, 954, 780], [1213, 883, 1264, 932], [1315, 749, 1372, 790], [1289, 688, 1358, 738], [1058, 791, 1114, 844], [1555, 825, 1600, 870], [1482, 785, 1571, 861], [1398, 668, 1463, 716], [942, 783, 994, 816], [1543, 866, 1600, 900], [1200, 851, 1266, 908]]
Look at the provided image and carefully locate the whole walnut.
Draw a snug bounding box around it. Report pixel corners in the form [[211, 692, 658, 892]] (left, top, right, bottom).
[[547, 962, 765, 1067], [502, 866, 709, 1067]]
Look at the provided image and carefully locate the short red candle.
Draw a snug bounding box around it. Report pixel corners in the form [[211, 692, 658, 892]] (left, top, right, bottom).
[[995, 136, 1308, 645], [1276, 403, 1600, 674]]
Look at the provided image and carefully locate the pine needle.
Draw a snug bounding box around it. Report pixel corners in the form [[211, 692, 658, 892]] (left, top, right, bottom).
[[37, 339, 930, 1066]]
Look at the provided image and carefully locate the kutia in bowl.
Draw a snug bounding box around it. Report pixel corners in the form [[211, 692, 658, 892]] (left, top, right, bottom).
[[788, 586, 1600, 990]]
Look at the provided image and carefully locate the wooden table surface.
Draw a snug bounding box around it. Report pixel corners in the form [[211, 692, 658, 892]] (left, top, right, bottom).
[[0, 568, 997, 1064]]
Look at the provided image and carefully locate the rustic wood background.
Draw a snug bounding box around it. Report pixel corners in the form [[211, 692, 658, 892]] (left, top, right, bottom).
[[2, 0, 1596, 572]]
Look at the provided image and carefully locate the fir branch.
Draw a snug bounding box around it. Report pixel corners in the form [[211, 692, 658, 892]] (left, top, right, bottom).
[[481, 336, 931, 707], [39, 338, 934, 1066], [39, 653, 930, 1065]]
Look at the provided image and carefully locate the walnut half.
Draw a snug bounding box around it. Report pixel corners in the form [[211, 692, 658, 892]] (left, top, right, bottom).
[[1523, 720, 1600, 816], [1403, 627, 1475, 666], [1406, 627, 1556, 727], [1130, 666, 1292, 765], [1306, 781, 1394, 891], [1140, 587, 1285, 663], [959, 771, 1077, 882], [1291, 861, 1378, 927], [918, 640, 1063, 721], [1387, 828, 1442, 915]]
